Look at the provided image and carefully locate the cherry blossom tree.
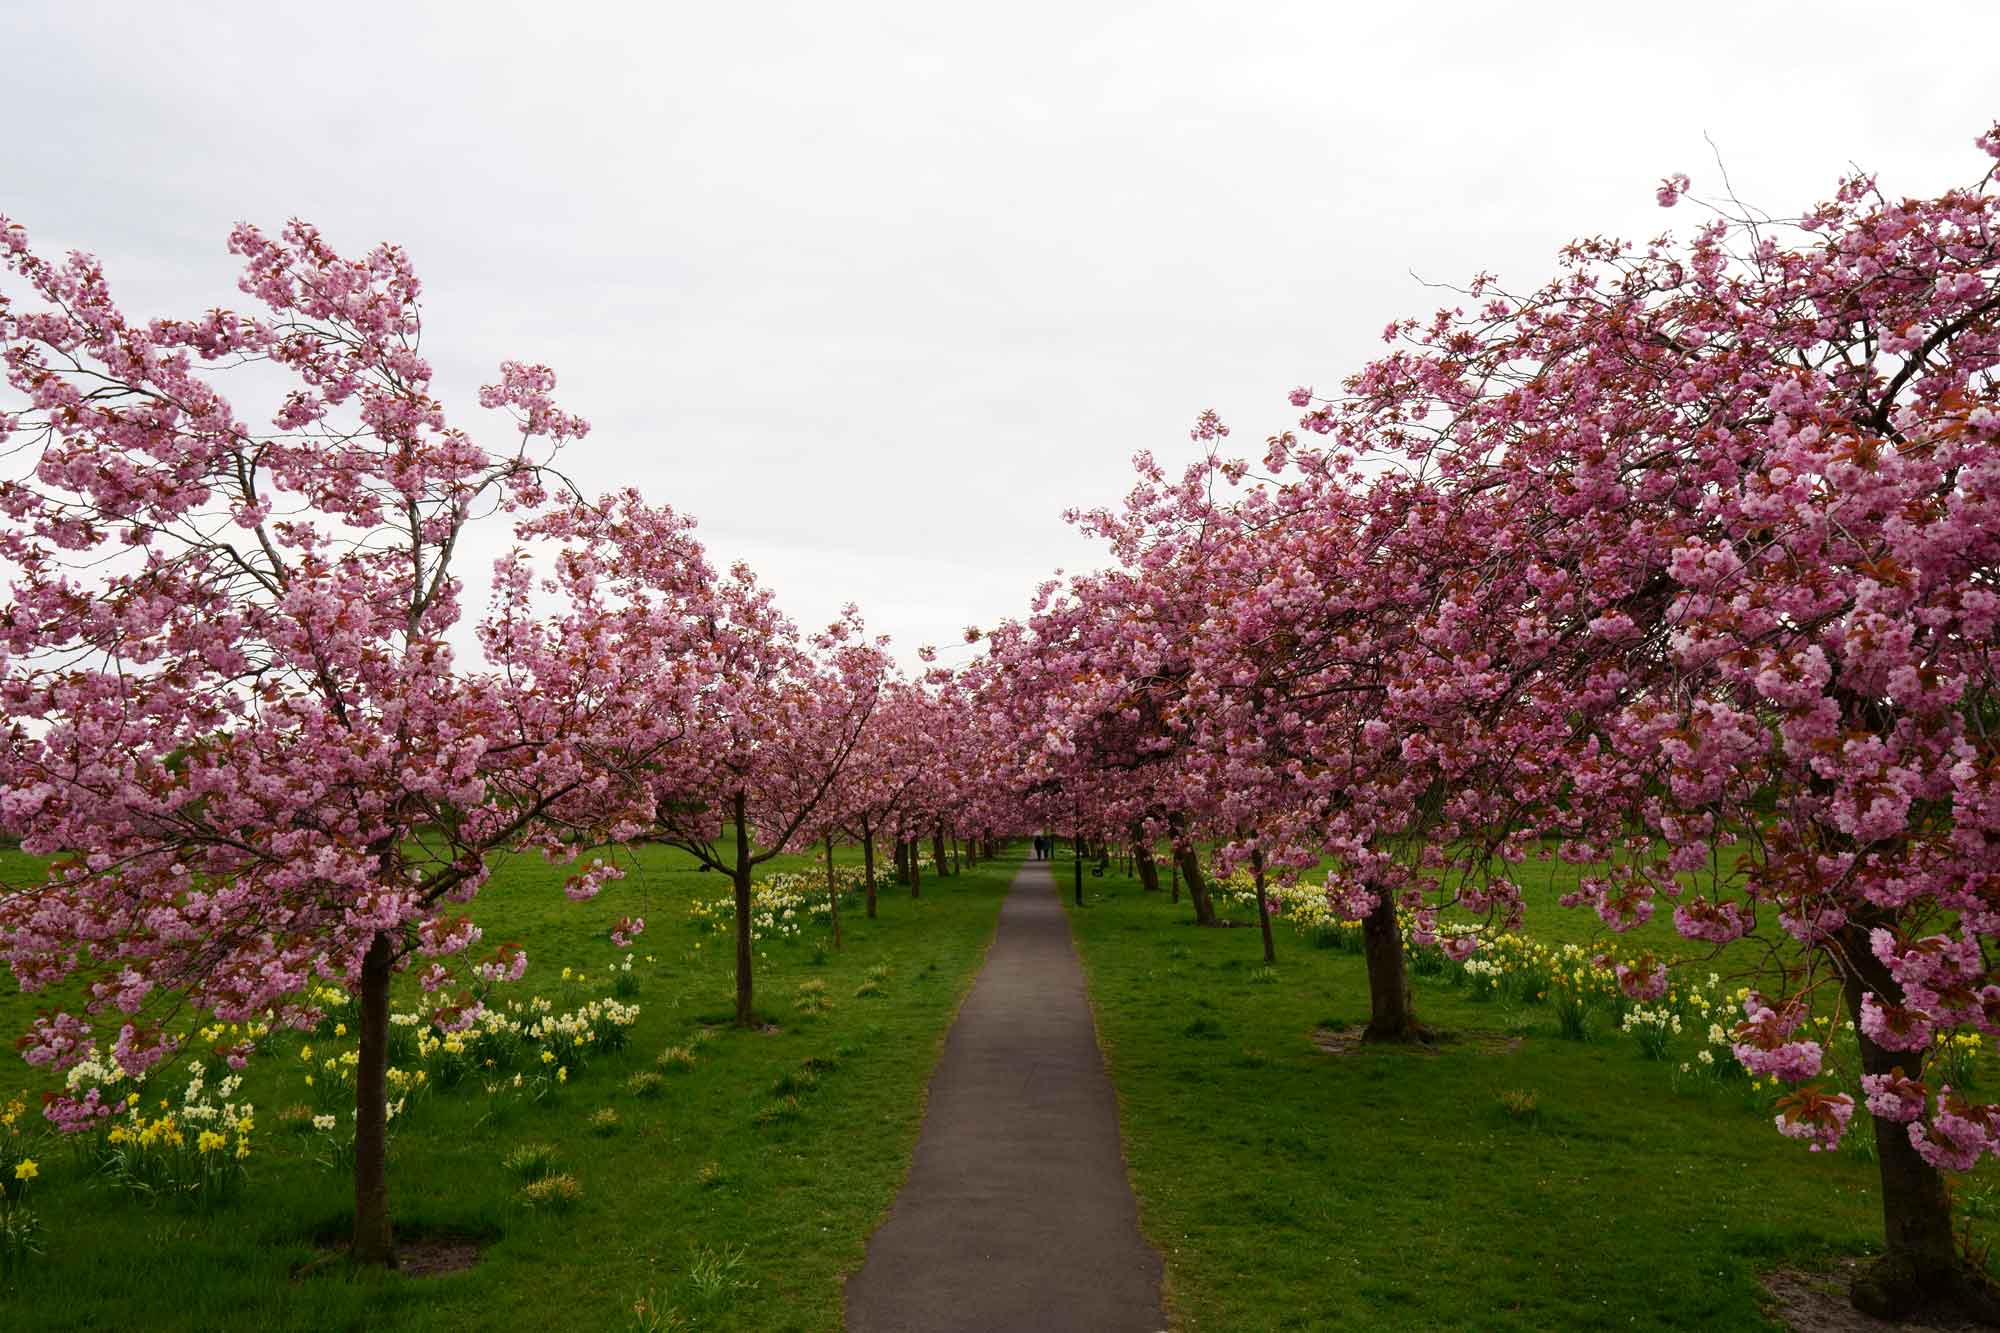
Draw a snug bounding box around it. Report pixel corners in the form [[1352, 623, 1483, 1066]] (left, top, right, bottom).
[[834, 679, 963, 915], [628, 550, 889, 1025], [981, 545, 1227, 923], [1302, 126, 2000, 1317], [0, 219, 697, 1265]]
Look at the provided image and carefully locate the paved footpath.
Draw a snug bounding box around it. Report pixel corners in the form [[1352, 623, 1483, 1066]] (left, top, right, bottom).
[[845, 859, 1166, 1333]]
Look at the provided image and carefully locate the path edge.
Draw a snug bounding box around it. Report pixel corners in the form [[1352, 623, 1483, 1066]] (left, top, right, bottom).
[[833, 854, 1021, 1311], [1057, 865, 1182, 1333]]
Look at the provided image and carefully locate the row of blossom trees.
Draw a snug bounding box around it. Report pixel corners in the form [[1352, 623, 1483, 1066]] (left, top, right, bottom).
[[10, 126, 1998, 1315], [972, 128, 2000, 1320], [0, 218, 988, 1265]]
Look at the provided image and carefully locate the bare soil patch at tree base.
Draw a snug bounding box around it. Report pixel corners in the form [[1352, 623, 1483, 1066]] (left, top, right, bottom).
[[1310, 1024, 1523, 1057], [295, 1230, 488, 1281], [692, 1013, 784, 1035], [1762, 1262, 1986, 1333]]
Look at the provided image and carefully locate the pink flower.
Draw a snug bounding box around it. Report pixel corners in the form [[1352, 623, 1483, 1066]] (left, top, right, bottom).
[[1858, 992, 1935, 1052], [1861, 1069, 1927, 1124], [1615, 959, 1668, 1001], [1736, 1039, 1823, 1083], [43, 1087, 119, 1135], [1656, 173, 1691, 207], [1774, 1087, 1853, 1152], [563, 858, 623, 903], [1673, 898, 1752, 944], [20, 1012, 91, 1070], [1732, 993, 1821, 1082], [1908, 1100, 1992, 1172]]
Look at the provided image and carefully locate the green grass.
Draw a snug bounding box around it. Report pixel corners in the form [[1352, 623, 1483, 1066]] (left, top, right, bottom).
[[0, 843, 1015, 1331], [1060, 854, 1998, 1332]]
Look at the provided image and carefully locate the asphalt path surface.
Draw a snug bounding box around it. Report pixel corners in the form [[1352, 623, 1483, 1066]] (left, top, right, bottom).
[[845, 858, 1166, 1332]]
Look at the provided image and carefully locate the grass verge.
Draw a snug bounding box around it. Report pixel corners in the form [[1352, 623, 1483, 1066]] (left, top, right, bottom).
[[1059, 852, 1997, 1332], [0, 844, 1015, 1331]]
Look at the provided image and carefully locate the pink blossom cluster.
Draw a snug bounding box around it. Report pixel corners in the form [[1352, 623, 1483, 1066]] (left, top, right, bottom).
[[1861, 1069, 1928, 1123], [1614, 959, 1668, 1002], [1730, 994, 1823, 1083], [1908, 1091, 2000, 1171], [1774, 1088, 1854, 1153], [42, 1087, 120, 1135], [474, 944, 531, 986]]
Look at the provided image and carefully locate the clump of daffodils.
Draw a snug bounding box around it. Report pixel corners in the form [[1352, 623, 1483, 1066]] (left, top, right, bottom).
[[95, 1061, 254, 1203], [689, 864, 881, 941], [1621, 1006, 1682, 1061]]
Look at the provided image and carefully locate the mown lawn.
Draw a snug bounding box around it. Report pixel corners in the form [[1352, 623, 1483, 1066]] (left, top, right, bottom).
[[0, 844, 1016, 1331], [1062, 852, 2000, 1332]]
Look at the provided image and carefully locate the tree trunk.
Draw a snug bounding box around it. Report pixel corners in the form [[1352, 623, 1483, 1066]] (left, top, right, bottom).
[[1171, 856, 1180, 903], [1134, 840, 1161, 893], [825, 832, 840, 950], [933, 827, 949, 880], [951, 833, 961, 874], [910, 836, 921, 897], [1251, 849, 1276, 964], [1837, 928, 2000, 1321], [1175, 846, 1215, 925], [733, 796, 755, 1026], [1360, 890, 1423, 1042], [1073, 833, 1085, 906], [862, 822, 877, 920], [1167, 814, 1214, 924], [351, 931, 397, 1267]]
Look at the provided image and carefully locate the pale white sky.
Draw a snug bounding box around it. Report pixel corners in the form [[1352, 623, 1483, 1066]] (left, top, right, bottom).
[[9, 1, 1999, 667]]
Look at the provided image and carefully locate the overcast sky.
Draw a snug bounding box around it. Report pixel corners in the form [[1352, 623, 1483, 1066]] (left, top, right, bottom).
[[9, 1, 2000, 668]]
